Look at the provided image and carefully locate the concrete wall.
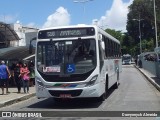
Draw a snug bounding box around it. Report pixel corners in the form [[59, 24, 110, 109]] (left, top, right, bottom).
[[141, 54, 160, 78], [142, 60, 157, 76], [156, 62, 160, 78]]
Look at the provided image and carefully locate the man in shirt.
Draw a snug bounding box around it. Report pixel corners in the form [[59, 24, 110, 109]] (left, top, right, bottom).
[[0, 61, 11, 95]]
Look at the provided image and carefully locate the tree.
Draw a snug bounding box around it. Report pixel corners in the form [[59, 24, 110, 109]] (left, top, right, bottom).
[[126, 0, 160, 53], [105, 29, 124, 43]]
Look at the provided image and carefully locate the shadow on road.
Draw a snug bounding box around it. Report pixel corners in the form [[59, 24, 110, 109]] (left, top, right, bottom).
[[28, 87, 116, 110]]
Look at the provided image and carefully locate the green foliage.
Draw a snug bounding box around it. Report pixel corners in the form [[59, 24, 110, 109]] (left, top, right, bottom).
[[105, 29, 124, 43], [126, 0, 160, 55], [103, 0, 160, 56]]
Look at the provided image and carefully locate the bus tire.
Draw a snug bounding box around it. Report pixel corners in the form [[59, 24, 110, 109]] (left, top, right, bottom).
[[113, 81, 119, 89], [99, 76, 108, 101], [113, 73, 119, 89], [99, 92, 106, 102]]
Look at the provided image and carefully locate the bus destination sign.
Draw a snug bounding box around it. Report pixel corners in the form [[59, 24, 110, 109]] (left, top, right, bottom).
[[38, 27, 95, 39]]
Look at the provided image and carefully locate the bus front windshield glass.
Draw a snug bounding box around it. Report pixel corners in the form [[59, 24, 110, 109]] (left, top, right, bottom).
[[37, 39, 96, 75], [123, 56, 131, 60]]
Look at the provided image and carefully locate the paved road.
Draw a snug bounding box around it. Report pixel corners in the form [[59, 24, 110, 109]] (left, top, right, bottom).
[[1, 65, 160, 119]]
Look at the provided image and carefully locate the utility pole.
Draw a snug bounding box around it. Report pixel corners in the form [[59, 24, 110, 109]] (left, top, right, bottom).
[[132, 15, 144, 54], [153, 0, 158, 48], [73, 0, 93, 21]]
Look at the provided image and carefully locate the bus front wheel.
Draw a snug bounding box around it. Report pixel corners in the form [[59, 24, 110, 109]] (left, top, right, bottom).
[[99, 78, 108, 101]]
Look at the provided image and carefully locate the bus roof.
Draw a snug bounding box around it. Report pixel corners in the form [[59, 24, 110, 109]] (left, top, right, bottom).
[[123, 54, 131, 56], [39, 24, 96, 31]]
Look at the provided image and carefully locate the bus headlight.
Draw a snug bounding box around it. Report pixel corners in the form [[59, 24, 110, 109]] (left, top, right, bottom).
[[36, 77, 44, 88], [85, 75, 98, 87]]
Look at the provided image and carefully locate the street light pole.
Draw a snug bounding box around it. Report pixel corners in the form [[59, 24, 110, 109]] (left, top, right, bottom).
[[153, 0, 158, 48], [138, 15, 142, 54], [3, 15, 7, 47], [133, 15, 143, 54], [73, 0, 93, 21]]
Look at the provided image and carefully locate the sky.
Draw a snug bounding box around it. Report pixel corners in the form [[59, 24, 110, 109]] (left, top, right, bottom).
[[0, 0, 133, 32]]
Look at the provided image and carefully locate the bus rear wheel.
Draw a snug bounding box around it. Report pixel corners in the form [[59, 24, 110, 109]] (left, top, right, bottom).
[[113, 81, 119, 89], [113, 71, 119, 89]]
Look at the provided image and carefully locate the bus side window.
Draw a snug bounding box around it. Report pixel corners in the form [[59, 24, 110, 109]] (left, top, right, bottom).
[[104, 37, 108, 57], [108, 39, 111, 57]]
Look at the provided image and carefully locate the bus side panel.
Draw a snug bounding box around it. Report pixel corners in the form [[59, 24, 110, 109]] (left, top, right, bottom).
[[107, 59, 116, 88], [102, 59, 122, 89]]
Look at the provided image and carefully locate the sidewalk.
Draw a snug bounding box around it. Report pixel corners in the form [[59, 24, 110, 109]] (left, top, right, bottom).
[[134, 65, 160, 92], [0, 86, 36, 108]]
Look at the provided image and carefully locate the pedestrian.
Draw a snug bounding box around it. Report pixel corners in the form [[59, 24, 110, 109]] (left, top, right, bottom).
[[29, 61, 35, 87], [13, 63, 22, 93], [20, 63, 30, 93], [0, 61, 11, 95]]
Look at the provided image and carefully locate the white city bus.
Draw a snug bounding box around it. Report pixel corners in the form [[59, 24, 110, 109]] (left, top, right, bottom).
[[122, 54, 132, 65], [35, 24, 122, 101]]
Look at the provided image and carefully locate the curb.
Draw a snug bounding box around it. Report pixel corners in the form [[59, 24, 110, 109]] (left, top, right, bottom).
[[0, 93, 36, 108], [134, 65, 160, 92]]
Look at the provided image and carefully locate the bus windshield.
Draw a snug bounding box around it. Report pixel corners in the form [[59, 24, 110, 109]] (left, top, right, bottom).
[[37, 39, 96, 75], [123, 55, 131, 60]]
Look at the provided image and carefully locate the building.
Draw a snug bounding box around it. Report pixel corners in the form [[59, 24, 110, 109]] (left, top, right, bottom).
[[0, 22, 37, 65], [10, 22, 38, 47], [0, 22, 20, 48], [0, 22, 38, 48]]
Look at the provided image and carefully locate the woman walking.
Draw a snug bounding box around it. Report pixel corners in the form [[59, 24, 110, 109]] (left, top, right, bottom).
[[29, 61, 35, 87], [13, 63, 22, 93], [20, 63, 30, 93]]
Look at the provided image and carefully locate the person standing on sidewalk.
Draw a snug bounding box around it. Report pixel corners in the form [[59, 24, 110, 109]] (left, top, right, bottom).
[[20, 63, 30, 93], [29, 61, 35, 87], [0, 61, 11, 95], [13, 63, 22, 93]]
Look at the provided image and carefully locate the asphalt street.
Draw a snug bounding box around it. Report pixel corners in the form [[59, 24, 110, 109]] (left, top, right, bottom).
[[0, 65, 160, 120]]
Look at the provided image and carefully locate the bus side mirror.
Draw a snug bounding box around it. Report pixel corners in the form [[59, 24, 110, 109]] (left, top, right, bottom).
[[99, 34, 102, 40], [101, 41, 105, 50], [29, 37, 37, 54]]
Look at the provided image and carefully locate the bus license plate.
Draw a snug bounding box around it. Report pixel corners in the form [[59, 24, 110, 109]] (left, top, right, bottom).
[[59, 94, 71, 98]]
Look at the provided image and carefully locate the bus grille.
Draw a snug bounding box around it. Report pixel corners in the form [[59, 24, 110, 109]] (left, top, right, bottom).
[[48, 90, 82, 97]]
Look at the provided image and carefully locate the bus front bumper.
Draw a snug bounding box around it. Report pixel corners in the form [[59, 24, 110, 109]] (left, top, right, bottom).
[[36, 82, 104, 99]]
